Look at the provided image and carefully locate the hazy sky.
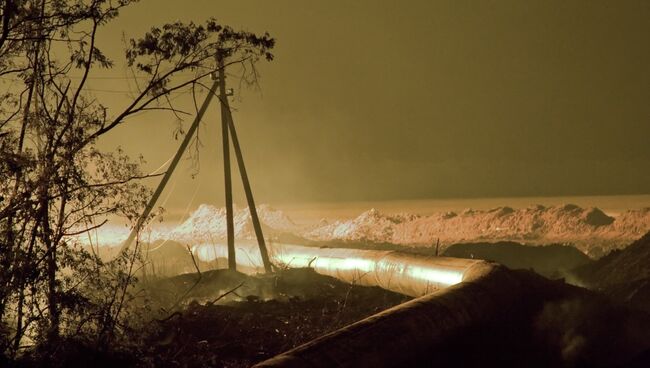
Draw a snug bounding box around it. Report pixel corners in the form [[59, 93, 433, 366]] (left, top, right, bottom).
[[88, 0, 649, 210]]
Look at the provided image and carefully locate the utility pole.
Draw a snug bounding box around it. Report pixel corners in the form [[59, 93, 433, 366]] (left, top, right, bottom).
[[122, 53, 273, 274], [217, 52, 236, 271], [224, 93, 273, 273], [217, 52, 273, 273]]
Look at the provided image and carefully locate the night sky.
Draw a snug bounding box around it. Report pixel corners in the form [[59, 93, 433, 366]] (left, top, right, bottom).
[[88, 0, 649, 209]]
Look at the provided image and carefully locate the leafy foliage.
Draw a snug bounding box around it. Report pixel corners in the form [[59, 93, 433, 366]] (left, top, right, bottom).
[[126, 17, 274, 97], [0, 0, 275, 361]]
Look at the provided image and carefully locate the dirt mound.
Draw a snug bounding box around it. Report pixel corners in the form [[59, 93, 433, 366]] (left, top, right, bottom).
[[77, 204, 649, 259], [442, 241, 591, 278], [159, 204, 300, 244], [603, 278, 650, 314], [582, 208, 615, 227], [254, 268, 650, 368], [573, 232, 650, 312], [303, 205, 650, 257], [575, 232, 650, 287], [141, 268, 410, 367]]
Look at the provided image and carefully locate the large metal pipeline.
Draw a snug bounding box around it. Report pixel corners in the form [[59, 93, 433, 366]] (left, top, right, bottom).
[[193, 241, 650, 367], [192, 241, 492, 297]]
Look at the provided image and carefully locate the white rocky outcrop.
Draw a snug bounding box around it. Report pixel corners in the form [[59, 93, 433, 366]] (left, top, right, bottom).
[[302, 205, 650, 257], [160, 203, 299, 244]]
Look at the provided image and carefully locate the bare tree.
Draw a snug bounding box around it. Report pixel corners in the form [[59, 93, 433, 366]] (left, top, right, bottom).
[[0, 0, 274, 356]]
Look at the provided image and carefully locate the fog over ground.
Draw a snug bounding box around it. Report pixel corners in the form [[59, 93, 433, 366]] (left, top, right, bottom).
[[81, 0, 649, 212]]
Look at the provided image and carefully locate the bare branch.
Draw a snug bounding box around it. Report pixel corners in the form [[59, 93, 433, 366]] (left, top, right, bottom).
[[207, 282, 245, 306], [63, 219, 107, 237]]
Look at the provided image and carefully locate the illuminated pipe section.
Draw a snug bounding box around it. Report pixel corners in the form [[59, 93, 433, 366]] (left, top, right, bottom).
[[242, 244, 650, 367], [193, 241, 502, 367], [192, 241, 488, 297]]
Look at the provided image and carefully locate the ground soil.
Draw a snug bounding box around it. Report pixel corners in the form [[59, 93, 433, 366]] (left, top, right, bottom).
[[57, 269, 402, 368], [10, 268, 408, 368], [140, 268, 410, 368], [574, 231, 650, 313]]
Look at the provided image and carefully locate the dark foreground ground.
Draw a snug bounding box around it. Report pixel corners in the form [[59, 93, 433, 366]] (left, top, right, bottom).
[[11, 233, 650, 367], [12, 268, 409, 368], [141, 268, 410, 368]]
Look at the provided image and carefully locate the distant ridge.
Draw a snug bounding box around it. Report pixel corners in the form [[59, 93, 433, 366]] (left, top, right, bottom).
[[304, 205, 650, 258], [74, 203, 649, 259]]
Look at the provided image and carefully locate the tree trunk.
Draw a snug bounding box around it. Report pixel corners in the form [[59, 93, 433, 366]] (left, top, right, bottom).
[[38, 183, 59, 341]]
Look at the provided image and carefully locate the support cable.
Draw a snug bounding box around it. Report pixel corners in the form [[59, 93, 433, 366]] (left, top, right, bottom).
[[119, 79, 219, 254]]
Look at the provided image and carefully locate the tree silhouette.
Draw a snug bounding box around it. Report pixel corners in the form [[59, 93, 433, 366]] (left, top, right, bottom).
[[0, 0, 274, 357]]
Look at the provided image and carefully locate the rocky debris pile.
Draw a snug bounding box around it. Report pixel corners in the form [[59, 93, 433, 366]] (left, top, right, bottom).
[[304, 205, 650, 258], [80, 203, 650, 260], [160, 204, 300, 244]]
